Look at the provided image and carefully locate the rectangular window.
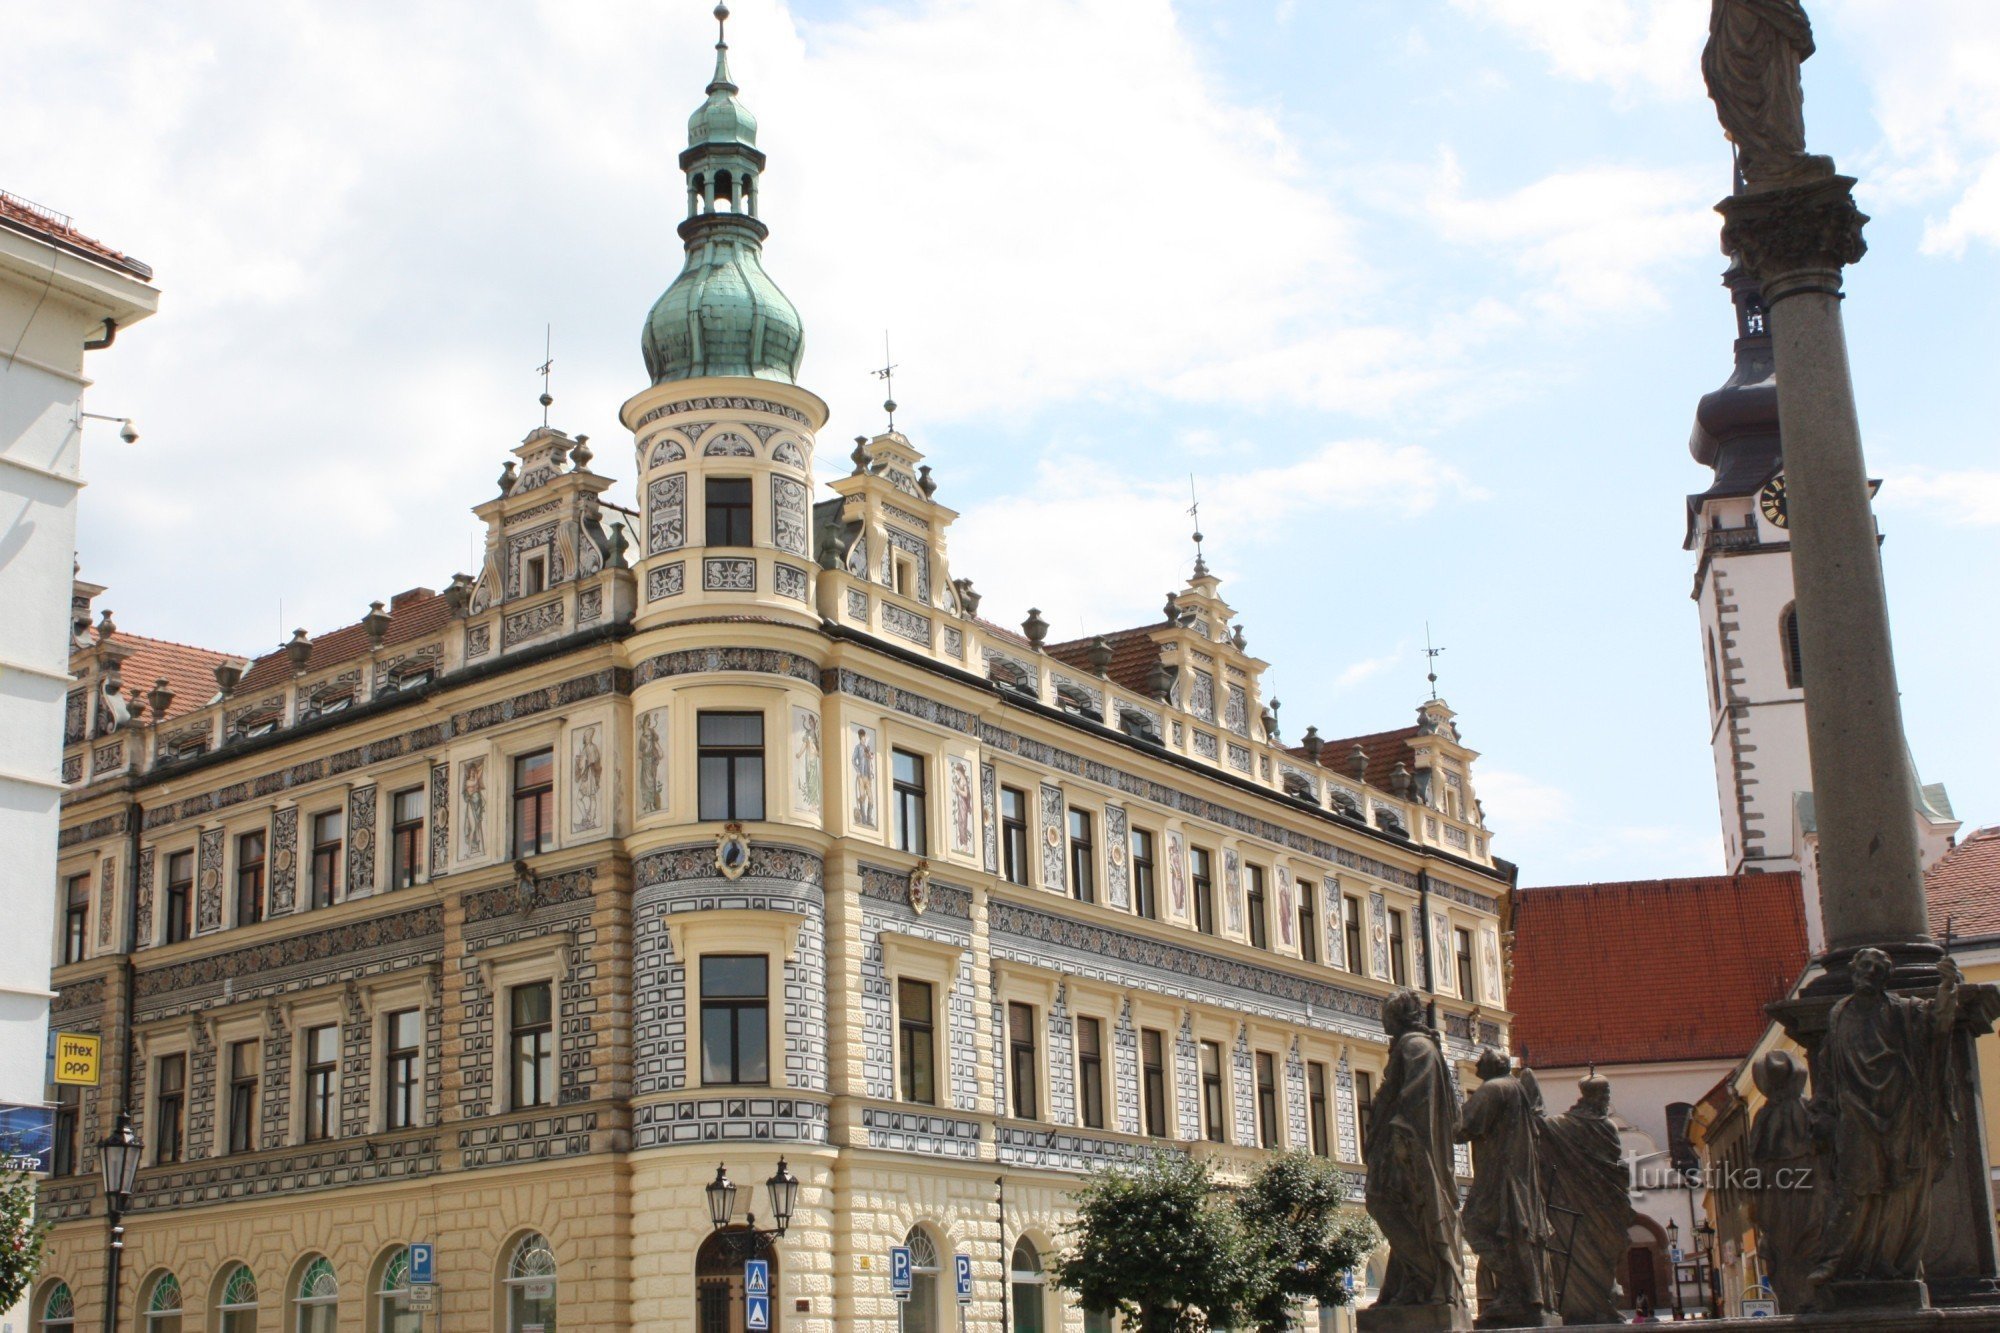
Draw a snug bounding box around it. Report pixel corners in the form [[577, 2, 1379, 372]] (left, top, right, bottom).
[[510, 981, 554, 1110], [1246, 864, 1268, 949], [1191, 848, 1215, 935], [1308, 1061, 1330, 1157], [1068, 809, 1095, 905], [1141, 1028, 1168, 1137], [385, 1009, 421, 1130], [1455, 926, 1476, 1000], [1343, 895, 1364, 974], [62, 872, 90, 964], [1199, 1040, 1225, 1143], [893, 749, 928, 855], [227, 1039, 259, 1154], [511, 749, 556, 859], [51, 1085, 79, 1176], [235, 831, 266, 926], [697, 711, 765, 821], [705, 476, 753, 547], [155, 1053, 186, 1163], [1256, 1051, 1280, 1149], [523, 552, 546, 596], [309, 812, 343, 911], [165, 849, 194, 942], [303, 1024, 338, 1142], [1130, 829, 1157, 919], [390, 787, 425, 889], [1008, 1001, 1039, 1120], [1388, 910, 1409, 987], [1076, 1016, 1105, 1130], [1356, 1069, 1375, 1153], [700, 956, 769, 1086], [1299, 880, 1319, 963], [1000, 787, 1029, 885], [898, 978, 936, 1105]]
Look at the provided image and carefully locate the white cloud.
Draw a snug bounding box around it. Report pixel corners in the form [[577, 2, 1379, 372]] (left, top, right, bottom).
[[1880, 467, 2000, 527], [1332, 648, 1405, 692], [1480, 768, 1723, 883], [1476, 768, 1576, 829], [1423, 151, 1717, 311], [947, 439, 1480, 636], [1447, 0, 1706, 101]]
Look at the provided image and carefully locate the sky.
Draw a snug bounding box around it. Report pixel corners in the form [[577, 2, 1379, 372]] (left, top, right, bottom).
[[8, 0, 1998, 887]]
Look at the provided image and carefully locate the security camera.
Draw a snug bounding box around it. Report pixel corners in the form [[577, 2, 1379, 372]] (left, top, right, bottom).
[[118, 420, 139, 444]]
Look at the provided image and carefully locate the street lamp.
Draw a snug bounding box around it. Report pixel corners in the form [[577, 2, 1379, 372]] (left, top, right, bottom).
[[1665, 1220, 1684, 1322], [98, 1110, 143, 1333], [702, 1160, 799, 1263]]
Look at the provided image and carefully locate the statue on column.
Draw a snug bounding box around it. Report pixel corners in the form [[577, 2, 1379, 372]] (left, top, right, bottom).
[[1538, 1071, 1636, 1324], [1701, 0, 1833, 190], [1457, 1048, 1557, 1328], [1808, 947, 1960, 1287], [1748, 1050, 1824, 1312], [1361, 989, 1470, 1332]]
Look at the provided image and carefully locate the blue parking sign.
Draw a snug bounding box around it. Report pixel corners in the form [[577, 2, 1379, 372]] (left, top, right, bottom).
[[955, 1253, 973, 1304], [409, 1243, 434, 1286], [890, 1245, 912, 1298]]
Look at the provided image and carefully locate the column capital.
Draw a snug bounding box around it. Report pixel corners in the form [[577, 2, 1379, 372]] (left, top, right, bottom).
[[1716, 174, 1868, 302]]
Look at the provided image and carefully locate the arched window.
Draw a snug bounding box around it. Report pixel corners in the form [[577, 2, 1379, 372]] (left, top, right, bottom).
[[1780, 605, 1803, 689], [374, 1247, 423, 1333], [504, 1232, 558, 1332], [1010, 1239, 1046, 1333], [695, 1229, 777, 1333], [35, 1280, 75, 1332], [294, 1256, 338, 1333], [905, 1227, 942, 1333], [144, 1272, 183, 1333], [215, 1265, 259, 1333]]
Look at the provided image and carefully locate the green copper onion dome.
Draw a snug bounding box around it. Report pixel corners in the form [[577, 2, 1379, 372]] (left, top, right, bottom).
[[642, 5, 805, 386]]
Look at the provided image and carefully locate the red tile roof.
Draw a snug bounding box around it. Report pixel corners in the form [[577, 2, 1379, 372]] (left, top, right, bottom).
[[236, 590, 453, 693], [103, 633, 238, 724], [1509, 873, 1809, 1068], [1930, 827, 2000, 942], [0, 190, 153, 280], [1045, 625, 1166, 696], [1297, 725, 1423, 791]]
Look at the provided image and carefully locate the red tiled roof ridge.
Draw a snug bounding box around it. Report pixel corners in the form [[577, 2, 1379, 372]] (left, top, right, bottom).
[[1523, 871, 1802, 896], [96, 629, 240, 663], [235, 588, 454, 693], [0, 190, 153, 280]]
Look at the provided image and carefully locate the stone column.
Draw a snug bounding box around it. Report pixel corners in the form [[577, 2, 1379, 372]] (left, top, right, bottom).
[[1717, 176, 1930, 965]]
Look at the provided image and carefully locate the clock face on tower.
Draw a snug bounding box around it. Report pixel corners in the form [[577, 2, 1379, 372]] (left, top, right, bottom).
[[1759, 472, 1789, 529]]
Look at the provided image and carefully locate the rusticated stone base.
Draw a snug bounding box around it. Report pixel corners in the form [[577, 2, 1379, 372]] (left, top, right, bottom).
[[1503, 1302, 2000, 1330], [1358, 1302, 1473, 1333]]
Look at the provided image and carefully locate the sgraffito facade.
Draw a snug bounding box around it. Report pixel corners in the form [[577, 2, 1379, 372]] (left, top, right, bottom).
[[32, 17, 1511, 1333]]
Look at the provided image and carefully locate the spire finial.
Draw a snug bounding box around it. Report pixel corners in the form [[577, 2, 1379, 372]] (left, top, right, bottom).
[[1424, 622, 1445, 701], [534, 324, 554, 427], [872, 332, 899, 431], [1188, 475, 1208, 577], [709, 3, 735, 92]]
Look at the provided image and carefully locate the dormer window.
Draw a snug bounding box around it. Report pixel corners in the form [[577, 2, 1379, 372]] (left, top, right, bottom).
[[317, 694, 351, 716], [242, 719, 278, 739], [523, 554, 546, 596]]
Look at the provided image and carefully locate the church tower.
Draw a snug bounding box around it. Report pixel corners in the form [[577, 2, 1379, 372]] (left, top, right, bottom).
[[1686, 261, 1957, 935], [620, 3, 827, 630]]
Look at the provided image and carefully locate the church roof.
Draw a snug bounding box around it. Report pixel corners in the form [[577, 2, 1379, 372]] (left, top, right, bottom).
[[1929, 826, 2000, 943], [1508, 872, 1809, 1069]]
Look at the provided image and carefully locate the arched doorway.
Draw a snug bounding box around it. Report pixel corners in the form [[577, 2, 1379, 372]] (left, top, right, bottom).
[[696, 1229, 780, 1333]]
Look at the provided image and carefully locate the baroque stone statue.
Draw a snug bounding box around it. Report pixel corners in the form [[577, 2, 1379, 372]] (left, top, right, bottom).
[[1362, 989, 1470, 1332], [1457, 1048, 1557, 1328], [1701, 0, 1833, 190], [1748, 1049, 1824, 1312], [1809, 947, 1960, 1287], [1538, 1071, 1636, 1324]]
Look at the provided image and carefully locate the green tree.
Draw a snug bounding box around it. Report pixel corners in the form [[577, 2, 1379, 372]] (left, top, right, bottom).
[[1049, 1151, 1254, 1333], [0, 1146, 51, 1313], [1232, 1152, 1379, 1332]]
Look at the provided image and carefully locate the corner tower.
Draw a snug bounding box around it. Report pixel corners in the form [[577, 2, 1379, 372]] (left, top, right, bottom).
[[622, 4, 828, 629]]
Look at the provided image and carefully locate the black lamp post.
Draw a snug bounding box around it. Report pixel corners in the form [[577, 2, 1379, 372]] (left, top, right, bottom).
[[703, 1160, 799, 1263], [98, 1111, 143, 1333], [1666, 1219, 1685, 1321]]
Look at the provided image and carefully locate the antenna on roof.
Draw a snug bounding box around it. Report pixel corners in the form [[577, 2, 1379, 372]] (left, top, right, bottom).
[[1424, 622, 1446, 701], [1188, 476, 1207, 577], [872, 331, 898, 431], [535, 325, 555, 428]]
